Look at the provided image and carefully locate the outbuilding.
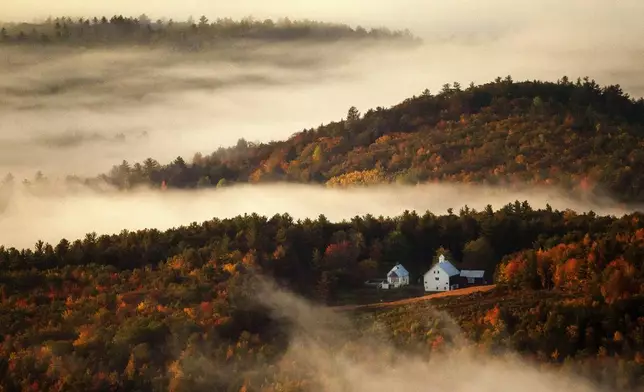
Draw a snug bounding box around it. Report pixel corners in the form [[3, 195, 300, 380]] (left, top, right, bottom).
[[459, 269, 487, 286], [381, 264, 410, 289]]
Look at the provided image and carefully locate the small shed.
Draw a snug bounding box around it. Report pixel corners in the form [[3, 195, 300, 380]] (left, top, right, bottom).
[[459, 270, 487, 286]]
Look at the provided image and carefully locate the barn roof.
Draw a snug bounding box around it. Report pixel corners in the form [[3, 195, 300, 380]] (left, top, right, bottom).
[[388, 264, 409, 277], [423, 256, 460, 277], [460, 270, 485, 279], [438, 261, 460, 277]]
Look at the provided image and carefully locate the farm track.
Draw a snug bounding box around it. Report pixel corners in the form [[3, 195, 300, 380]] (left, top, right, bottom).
[[331, 285, 496, 311]]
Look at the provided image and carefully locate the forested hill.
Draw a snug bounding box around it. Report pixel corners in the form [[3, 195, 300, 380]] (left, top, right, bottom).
[[4, 76, 644, 203], [30, 76, 637, 203], [0, 16, 418, 49], [3, 204, 644, 390]]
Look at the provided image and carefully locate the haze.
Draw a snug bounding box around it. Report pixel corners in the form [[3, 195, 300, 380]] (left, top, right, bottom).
[[0, 183, 638, 250]]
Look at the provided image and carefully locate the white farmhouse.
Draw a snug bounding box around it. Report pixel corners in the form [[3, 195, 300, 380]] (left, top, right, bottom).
[[423, 255, 461, 292], [380, 264, 410, 289]]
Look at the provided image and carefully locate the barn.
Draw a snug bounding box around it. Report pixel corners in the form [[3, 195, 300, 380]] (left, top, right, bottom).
[[423, 255, 461, 292]]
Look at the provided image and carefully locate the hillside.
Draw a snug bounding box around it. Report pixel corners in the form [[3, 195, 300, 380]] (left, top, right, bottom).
[[2, 204, 644, 390], [352, 288, 644, 390], [26, 76, 642, 203]]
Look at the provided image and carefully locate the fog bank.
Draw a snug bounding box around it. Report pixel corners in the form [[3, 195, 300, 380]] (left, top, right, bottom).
[[0, 183, 638, 249]]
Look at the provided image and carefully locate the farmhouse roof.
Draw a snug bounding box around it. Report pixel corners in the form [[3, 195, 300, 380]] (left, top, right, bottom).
[[388, 264, 409, 277]]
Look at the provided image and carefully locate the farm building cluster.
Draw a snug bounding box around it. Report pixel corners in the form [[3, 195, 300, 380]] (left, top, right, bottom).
[[373, 254, 487, 292]]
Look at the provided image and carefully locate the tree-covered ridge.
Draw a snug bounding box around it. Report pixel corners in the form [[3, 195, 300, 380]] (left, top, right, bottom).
[[20, 76, 641, 203], [2, 201, 644, 301], [2, 203, 644, 390], [0, 15, 419, 49]]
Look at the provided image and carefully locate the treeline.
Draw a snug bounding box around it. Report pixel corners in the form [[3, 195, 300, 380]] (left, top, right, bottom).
[[1, 201, 643, 303], [0, 15, 418, 49], [7, 76, 644, 203]]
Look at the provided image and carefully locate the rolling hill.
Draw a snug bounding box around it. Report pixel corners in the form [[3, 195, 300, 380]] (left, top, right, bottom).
[[37, 76, 644, 204]]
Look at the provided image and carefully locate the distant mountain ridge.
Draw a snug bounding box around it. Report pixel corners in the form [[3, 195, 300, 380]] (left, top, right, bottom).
[[0, 15, 420, 49]]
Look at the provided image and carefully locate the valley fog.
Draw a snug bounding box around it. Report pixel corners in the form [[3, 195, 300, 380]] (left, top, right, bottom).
[[0, 183, 637, 249], [1, 0, 644, 179], [201, 276, 606, 392]]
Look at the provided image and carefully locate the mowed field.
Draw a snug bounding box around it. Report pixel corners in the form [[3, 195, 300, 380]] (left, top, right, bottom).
[[332, 284, 496, 311]]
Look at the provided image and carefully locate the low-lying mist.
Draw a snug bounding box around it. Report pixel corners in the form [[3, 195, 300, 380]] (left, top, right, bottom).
[[0, 182, 639, 249], [213, 276, 605, 392], [0, 41, 390, 178]]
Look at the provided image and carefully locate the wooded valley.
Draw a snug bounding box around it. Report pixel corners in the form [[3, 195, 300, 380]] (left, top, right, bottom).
[[2, 9, 644, 392]]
